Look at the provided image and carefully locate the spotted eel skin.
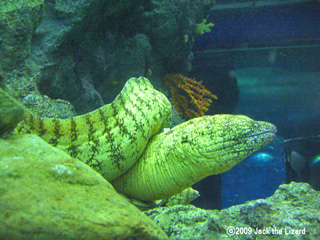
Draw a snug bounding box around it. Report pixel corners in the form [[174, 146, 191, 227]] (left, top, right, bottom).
[[111, 115, 277, 201], [15, 77, 277, 202], [15, 77, 172, 181]]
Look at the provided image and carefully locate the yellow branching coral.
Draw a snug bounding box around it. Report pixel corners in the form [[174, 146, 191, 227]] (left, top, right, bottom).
[[163, 74, 218, 119], [196, 19, 215, 35]]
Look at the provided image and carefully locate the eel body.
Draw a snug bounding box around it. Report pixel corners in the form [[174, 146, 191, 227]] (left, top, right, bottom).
[[14, 77, 172, 181], [14, 76, 277, 203], [111, 115, 277, 201]]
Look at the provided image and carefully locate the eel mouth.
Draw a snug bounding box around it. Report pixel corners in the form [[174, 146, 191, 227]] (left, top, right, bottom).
[[246, 124, 278, 147], [248, 126, 278, 138], [220, 124, 277, 144]]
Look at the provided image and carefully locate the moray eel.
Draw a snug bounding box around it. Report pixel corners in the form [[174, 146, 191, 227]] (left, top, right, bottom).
[[14, 77, 277, 202], [111, 115, 277, 201], [14, 77, 172, 181]]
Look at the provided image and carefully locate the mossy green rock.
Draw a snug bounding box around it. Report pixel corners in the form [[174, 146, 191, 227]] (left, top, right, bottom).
[[0, 1, 44, 71], [0, 134, 168, 240], [145, 182, 320, 239], [0, 88, 25, 136]]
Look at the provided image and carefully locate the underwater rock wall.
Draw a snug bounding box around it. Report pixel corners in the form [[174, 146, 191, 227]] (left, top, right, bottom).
[[0, 0, 213, 115], [145, 182, 320, 239]]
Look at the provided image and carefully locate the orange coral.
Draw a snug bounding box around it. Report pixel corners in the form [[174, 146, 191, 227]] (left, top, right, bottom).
[[163, 74, 218, 119]]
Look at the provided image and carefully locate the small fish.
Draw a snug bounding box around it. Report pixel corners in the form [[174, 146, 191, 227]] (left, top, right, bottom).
[[288, 151, 309, 182]]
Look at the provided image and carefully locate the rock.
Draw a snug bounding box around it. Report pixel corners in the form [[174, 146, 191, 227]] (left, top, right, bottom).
[[0, 134, 168, 240], [0, 1, 44, 72], [0, 88, 25, 137], [0, 0, 215, 116], [74, 32, 152, 108], [164, 187, 200, 207], [0, 1, 75, 119], [20, 91, 76, 119], [145, 182, 320, 239]]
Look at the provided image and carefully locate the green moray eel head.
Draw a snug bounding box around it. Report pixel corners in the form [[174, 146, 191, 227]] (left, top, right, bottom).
[[111, 114, 277, 202], [175, 114, 277, 175]]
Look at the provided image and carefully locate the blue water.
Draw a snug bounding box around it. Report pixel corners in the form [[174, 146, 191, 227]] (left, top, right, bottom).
[[222, 138, 286, 208], [191, 2, 320, 208]]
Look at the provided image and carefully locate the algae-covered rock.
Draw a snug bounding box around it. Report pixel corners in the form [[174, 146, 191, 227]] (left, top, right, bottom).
[[0, 134, 168, 240], [145, 182, 320, 239], [0, 88, 25, 136], [163, 187, 200, 207], [0, 0, 44, 71]]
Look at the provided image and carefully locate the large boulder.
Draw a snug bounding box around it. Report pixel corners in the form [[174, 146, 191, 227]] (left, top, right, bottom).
[[0, 134, 168, 240]]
